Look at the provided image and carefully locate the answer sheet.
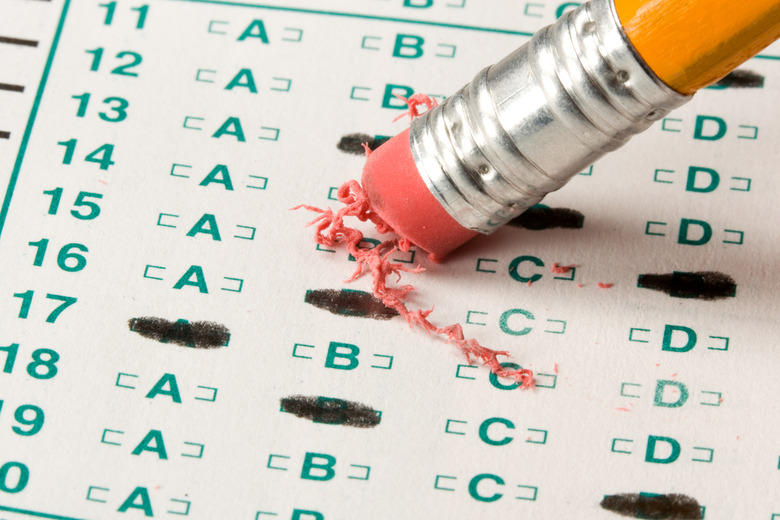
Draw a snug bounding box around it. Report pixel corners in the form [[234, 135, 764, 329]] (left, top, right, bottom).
[[1, 0, 779, 518]]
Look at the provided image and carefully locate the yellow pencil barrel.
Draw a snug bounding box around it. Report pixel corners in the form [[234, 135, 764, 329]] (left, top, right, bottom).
[[615, 0, 780, 94]]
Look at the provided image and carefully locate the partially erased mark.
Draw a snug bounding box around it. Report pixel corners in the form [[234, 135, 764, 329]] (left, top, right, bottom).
[[305, 289, 399, 320], [507, 205, 584, 230], [281, 395, 381, 428], [710, 69, 764, 89], [637, 271, 736, 300], [337, 133, 390, 155], [128, 317, 230, 348], [601, 493, 702, 519]]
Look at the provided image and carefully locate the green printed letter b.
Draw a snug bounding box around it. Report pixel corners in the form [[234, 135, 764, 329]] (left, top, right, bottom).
[[301, 452, 336, 481], [393, 34, 424, 58], [382, 84, 414, 109], [324, 342, 359, 370]]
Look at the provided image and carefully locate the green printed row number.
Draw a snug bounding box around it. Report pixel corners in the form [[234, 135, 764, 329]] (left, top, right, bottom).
[[0, 344, 59, 379], [99, 2, 149, 29], [72, 93, 128, 122], [57, 139, 115, 170], [0, 401, 44, 436], [12, 291, 77, 323], [85, 48, 142, 77], [28, 239, 88, 272], [44, 188, 103, 220], [0, 462, 29, 494]]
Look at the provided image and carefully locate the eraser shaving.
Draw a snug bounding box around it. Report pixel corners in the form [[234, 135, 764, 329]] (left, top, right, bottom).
[[297, 182, 534, 389], [295, 94, 533, 389]]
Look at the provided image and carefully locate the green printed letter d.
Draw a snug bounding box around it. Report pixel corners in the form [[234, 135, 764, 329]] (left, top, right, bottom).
[[645, 435, 681, 464], [686, 166, 720, 193], [661, 325, 697, 353], [678, 218, 712, 246], [693, 115, 727, 141], [654, 380, 689, 408]]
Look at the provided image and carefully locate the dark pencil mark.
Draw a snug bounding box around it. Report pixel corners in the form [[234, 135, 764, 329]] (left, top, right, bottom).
[[281, 395, 381, 428], [337, 133, 390, 155], [507, 205, 584, 230], [128, 317, 230, 349], [710, 69, 764, 89], [0, 36, 39, 47], [0, 131, 9, 140], [637, 271, 736, 300], [0, 83, 25, 93], [305, 289, 399, 320], [601, 493, 702, 519]]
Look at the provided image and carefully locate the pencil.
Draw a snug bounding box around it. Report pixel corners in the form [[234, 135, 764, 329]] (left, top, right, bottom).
[[360, 0, 780, 260]]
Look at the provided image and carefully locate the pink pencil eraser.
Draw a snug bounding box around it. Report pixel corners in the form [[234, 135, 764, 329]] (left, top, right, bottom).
[[361, 128, 478, 259]]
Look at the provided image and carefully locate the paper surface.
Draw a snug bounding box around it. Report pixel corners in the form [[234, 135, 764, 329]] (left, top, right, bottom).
[[1, 1, 779, 518]]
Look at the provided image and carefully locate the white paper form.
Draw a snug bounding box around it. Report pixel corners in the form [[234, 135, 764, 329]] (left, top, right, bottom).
[[1, 0, 779, 518]]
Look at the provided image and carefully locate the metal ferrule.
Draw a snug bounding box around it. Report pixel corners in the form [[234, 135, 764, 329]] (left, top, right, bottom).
[[409, 0, 691, 233]]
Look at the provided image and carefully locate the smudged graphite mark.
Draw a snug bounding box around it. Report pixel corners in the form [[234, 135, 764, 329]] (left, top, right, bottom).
[[281, 395, 381, 428], [601, 493, 702, 519], [637, 271, 736, 300], [507, 205, 584, 230], [305, 289, 399, 320], [337, 133, 390, 155], [128, 317, 230, 349], [710, 69, 764, 89]]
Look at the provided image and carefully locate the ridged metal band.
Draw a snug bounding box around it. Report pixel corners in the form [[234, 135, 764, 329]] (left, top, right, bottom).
[[409, 0, 691, 233]]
